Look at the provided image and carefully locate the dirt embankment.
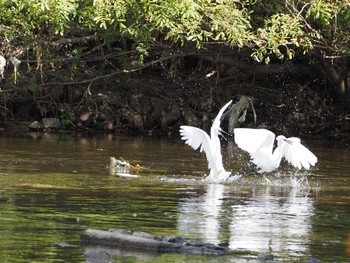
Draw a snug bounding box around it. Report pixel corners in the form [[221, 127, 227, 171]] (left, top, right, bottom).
[[0, 58, 349, 140]]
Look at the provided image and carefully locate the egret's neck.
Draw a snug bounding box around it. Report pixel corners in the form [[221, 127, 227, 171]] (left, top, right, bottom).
[[210, 128, 221, 149], [271, 145, 283, 167]]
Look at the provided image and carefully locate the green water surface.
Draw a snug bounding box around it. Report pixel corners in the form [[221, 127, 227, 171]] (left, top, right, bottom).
[[0, 133, 349, 262]]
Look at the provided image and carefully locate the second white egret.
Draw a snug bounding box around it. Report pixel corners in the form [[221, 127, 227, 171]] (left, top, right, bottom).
[[234, 128, 317, 173], [180, 100, 232, 182]]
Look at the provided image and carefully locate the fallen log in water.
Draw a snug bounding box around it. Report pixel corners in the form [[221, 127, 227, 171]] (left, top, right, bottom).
[[81, 229, 230, 256]]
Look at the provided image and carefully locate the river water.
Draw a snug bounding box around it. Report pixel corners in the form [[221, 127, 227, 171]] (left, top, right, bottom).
[[0, 132, 349, 262]]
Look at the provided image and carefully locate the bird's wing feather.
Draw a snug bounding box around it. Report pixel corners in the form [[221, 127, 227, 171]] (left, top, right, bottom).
[[234, 128, 275, 156], [180, 126, 214, 169], [234, 128, 277, 172], [212, 100, 232, 131], [280, 137, 318, 170]]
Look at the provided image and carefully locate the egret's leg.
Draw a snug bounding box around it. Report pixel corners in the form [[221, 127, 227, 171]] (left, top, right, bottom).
[[263, 174, 271, 183]]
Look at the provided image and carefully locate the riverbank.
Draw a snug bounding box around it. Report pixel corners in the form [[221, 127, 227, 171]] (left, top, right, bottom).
[[0, 66, 349, 140]]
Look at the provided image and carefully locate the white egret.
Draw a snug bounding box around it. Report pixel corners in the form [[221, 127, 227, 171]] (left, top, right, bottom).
[[180, 100, 232, 182], [234, 128, 317, 173]]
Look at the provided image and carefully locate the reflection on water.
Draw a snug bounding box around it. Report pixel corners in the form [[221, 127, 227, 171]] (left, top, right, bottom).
[[229, 186, 313, 256], [177, 184, 225, 245], [177, 182, 314, 258], [0, 133, 349, 262]]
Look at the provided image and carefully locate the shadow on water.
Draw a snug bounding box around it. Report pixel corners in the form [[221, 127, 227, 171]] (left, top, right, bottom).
[[0, 132, 349, 262]]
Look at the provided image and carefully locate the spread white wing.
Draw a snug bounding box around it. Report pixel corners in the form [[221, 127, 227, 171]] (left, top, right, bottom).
[[234, 128, 277, 172], [234, 128, 275, 156], [280, 137, 318, 170], [180, 100, 233, 181], [234, 128, 318, 173], [179, 126, 213, 169]]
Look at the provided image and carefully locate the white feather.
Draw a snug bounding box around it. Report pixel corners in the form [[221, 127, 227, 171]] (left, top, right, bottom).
[[279, 137, 318, 170], [234, 128, 318, 173], [180, 100, 232, 182], [179, 126, 212, 169]]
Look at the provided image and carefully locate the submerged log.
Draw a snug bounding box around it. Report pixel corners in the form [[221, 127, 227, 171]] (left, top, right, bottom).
[[81, 229, 230, 256]]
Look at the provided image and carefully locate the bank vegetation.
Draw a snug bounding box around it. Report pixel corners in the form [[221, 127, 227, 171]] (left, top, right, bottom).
[[0, 0, 349, 138]]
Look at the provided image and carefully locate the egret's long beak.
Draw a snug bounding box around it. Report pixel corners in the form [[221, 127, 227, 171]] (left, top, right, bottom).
[[285, 139, 293, 145]]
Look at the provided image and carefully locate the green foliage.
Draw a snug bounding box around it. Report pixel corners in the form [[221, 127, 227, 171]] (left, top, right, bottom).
[[205, 1, 254, 47], [306, 0, 335, 26], [252, 13, 313, 63], [0, 0, 349, 64], [60, 111, 75, 128], [28, 76, 39, 94], [147, 0, 204, 46], [91, 0, 255, 57], [0, 0, 80, 41], [93, 0, 128, 31]]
